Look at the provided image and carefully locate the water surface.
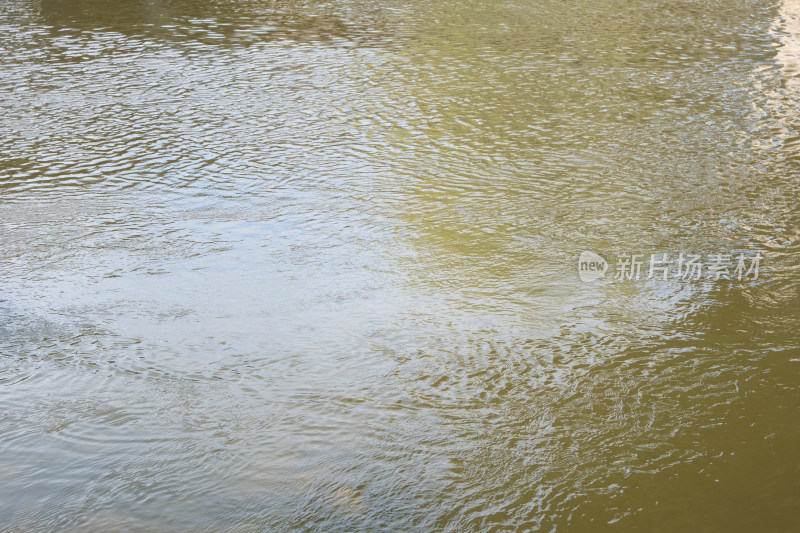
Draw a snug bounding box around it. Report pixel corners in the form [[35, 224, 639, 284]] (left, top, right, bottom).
[[2, 0, 800, 530]]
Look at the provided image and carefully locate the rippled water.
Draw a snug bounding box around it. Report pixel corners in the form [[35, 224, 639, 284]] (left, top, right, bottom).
[[2, 0, 800, 530]]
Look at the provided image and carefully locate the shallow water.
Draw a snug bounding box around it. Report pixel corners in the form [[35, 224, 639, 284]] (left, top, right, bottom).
[[2, 0, 800, 530]]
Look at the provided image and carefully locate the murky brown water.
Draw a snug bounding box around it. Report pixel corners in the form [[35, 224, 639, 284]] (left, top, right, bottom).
[[2, 0, 800, 530]]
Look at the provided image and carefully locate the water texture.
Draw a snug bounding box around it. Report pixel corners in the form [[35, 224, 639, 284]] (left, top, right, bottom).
[[1, 0, 800, 530]]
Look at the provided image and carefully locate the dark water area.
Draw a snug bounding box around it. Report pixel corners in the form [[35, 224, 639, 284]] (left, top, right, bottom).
[[2, 0, 800, 530]]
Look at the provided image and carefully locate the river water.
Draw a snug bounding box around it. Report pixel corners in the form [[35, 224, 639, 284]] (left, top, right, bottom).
[[1, 0, 800, 530]]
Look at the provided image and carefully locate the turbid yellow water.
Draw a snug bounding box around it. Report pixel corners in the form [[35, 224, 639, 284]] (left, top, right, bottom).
[[2, 0, 800, 531]]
